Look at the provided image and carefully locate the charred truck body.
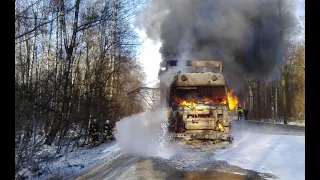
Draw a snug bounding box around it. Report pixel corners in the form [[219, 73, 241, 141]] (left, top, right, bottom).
[[159, 60, 233, 143]]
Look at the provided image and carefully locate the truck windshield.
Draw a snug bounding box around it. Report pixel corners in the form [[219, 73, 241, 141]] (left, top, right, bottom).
[[172, 86, 226, 103]]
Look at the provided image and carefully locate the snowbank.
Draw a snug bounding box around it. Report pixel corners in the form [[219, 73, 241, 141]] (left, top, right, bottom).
[[26, 142, 121, 180], [215, 132, 305, 180], [231, 117, 305, 127]]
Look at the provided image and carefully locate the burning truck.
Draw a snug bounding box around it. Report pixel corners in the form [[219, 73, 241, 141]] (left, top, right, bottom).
[[159, 60, 238, 143]]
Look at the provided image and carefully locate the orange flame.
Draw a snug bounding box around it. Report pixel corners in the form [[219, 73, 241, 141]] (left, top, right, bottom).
[[173, 97, 199, 116], [217, 121, 225, 132], [222, 90, 238, 110], [172, 89, 238, 112]]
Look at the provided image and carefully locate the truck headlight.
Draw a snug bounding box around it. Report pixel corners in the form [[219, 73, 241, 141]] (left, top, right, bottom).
[[181, 75, 188, 81], [211, 75, 218, 81]]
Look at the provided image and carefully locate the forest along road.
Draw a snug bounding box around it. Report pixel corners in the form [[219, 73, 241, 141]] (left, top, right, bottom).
[[71, 120, 305, 180]]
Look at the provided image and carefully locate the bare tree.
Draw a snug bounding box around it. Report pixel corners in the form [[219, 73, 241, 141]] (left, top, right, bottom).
[[15, 0, 145, 178]]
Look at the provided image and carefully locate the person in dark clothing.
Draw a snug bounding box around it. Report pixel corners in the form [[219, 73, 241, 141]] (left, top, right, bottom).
[[89, 119, 100, 145], [103, 120, 114, 141], [172, 102, 179, 133], [237, 106, 243, 120], [171, 102, 185, 133], [244, 109, 249, 120]]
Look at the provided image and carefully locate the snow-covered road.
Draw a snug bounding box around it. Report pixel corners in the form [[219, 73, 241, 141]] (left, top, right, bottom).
[[215, 120, 305, 180], [71, 120, 304, 180]]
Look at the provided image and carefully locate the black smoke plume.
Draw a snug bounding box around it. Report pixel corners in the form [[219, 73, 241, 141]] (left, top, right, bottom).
[[136, 0, 297, 100]]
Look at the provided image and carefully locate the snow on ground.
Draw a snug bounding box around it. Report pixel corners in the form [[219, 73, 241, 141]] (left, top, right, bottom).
[[25, 116, 304, 180], [288, 121, 305, 127], [214, 131, 305, 180], [263, 119, 305, 127], [29, 141, 121, 180], [231, 117, 305, 127]]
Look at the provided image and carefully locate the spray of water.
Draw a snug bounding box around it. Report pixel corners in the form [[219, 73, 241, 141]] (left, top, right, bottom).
[[114, 107, 177, 159]]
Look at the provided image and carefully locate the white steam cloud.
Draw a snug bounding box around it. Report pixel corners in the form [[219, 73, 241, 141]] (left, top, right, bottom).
[[114, 107, 177, 159]]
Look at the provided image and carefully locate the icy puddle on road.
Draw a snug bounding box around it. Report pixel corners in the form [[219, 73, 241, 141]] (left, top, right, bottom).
[[74, 143, 278, 180], [168, 171, 272, 180], [138, 157, 277, 180], [75, 153, 277, 180]]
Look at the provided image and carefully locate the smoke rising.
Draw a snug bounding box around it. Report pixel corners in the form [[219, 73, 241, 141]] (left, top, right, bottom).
[[136, 0, 297, 99]]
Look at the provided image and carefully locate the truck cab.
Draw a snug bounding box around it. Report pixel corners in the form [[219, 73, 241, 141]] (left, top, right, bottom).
[[159, 60, 233, 142]]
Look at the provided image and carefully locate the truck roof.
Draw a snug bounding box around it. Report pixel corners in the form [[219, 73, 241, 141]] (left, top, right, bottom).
[[175, 72, 226, 87], [165, 60, 223, 73]]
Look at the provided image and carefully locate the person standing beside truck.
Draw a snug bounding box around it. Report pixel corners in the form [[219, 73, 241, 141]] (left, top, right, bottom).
[[89, 119, 100, 145], [103, 120, 114, 141], [237, 106, 243, 120], [244, 108, 249, 120]]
